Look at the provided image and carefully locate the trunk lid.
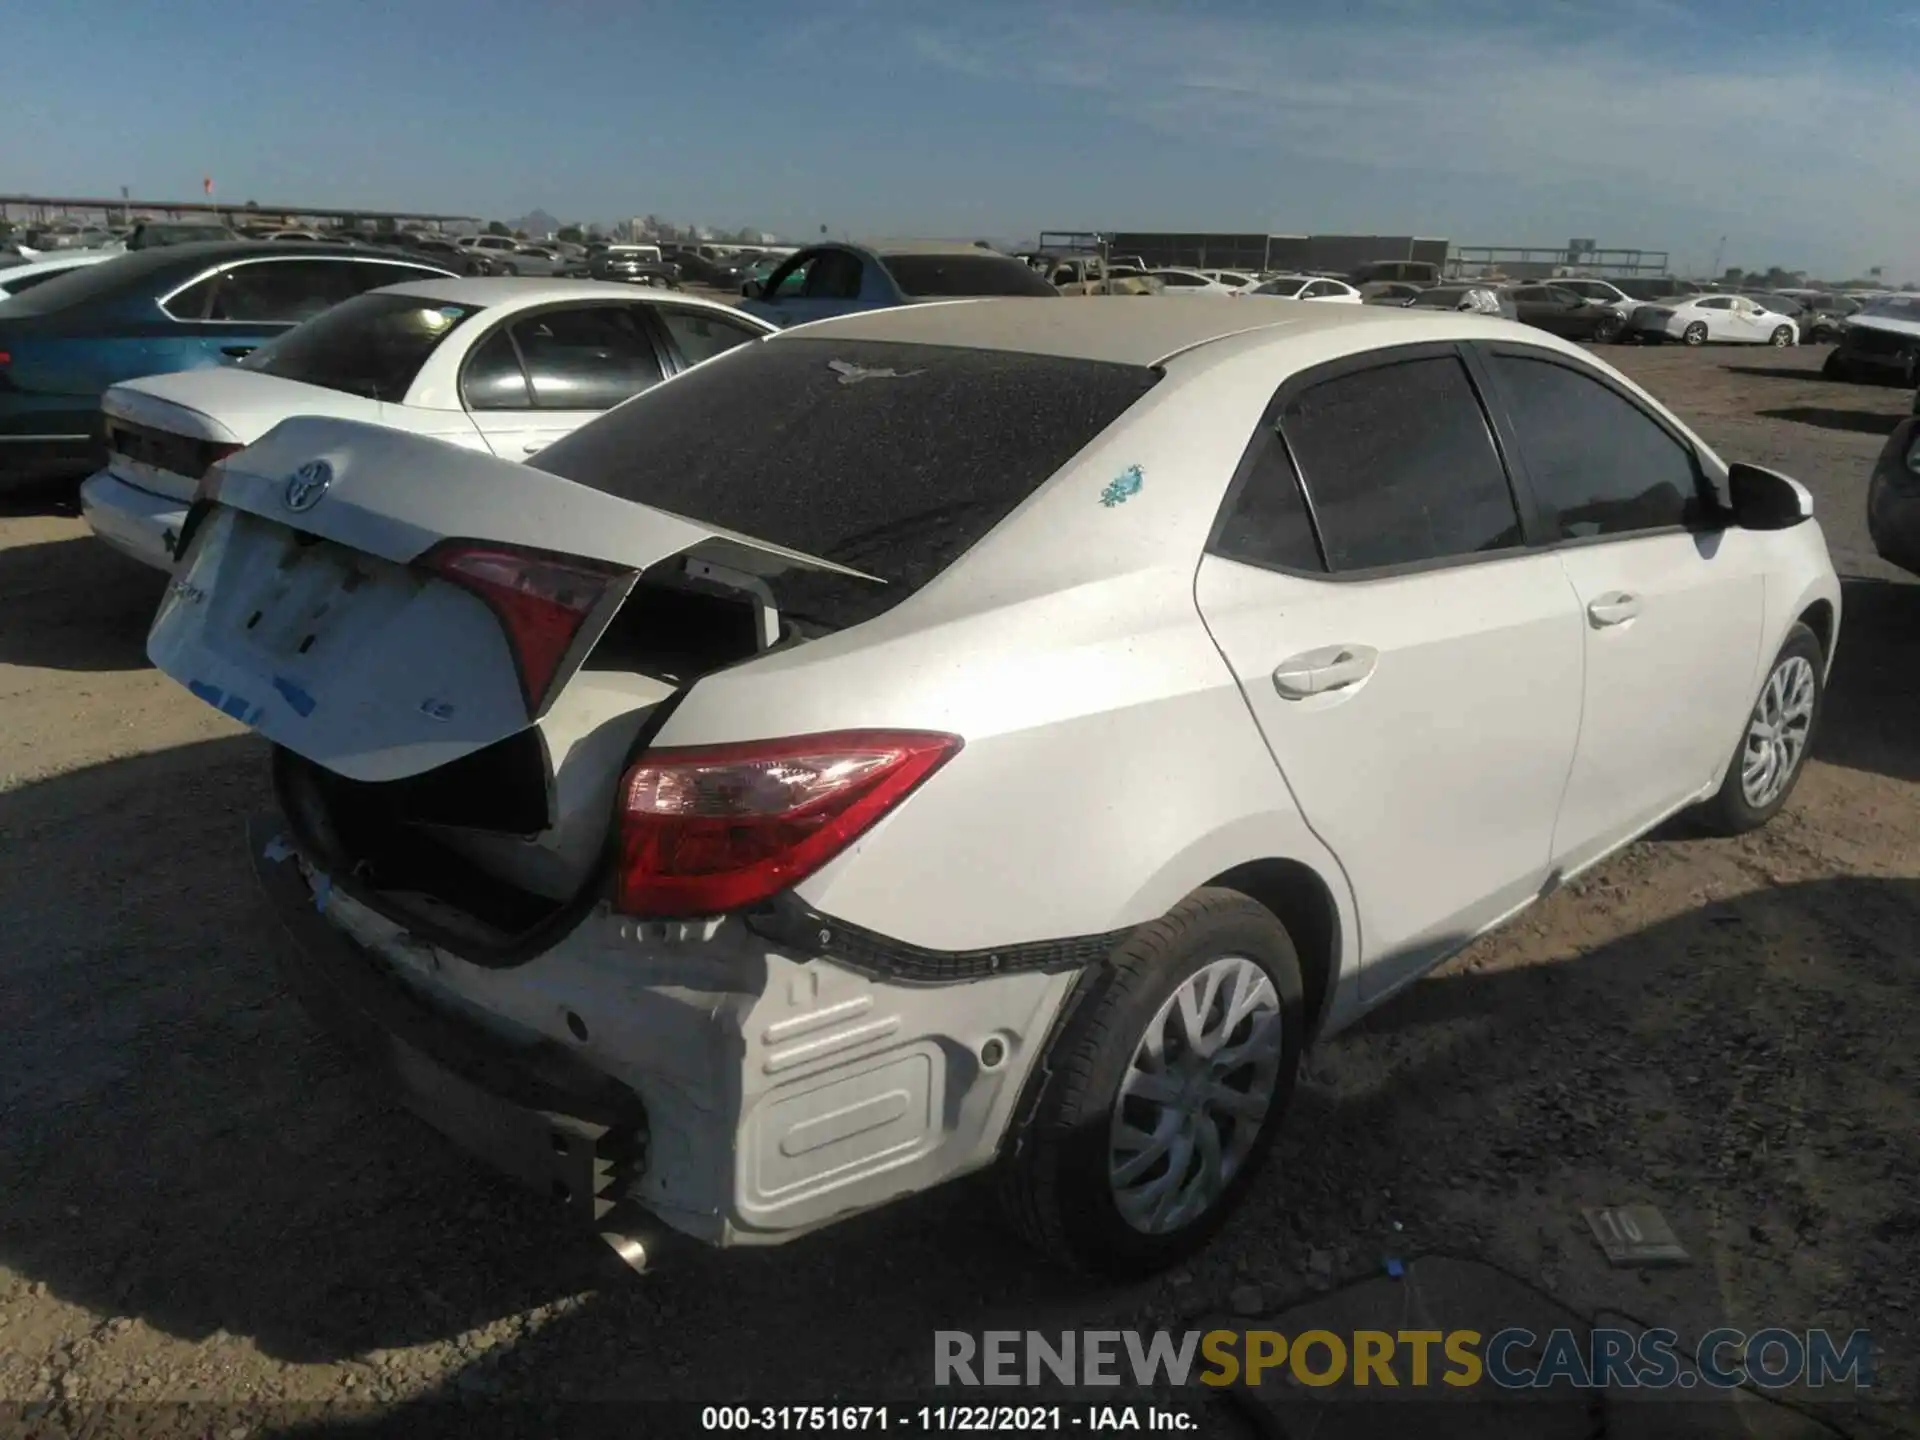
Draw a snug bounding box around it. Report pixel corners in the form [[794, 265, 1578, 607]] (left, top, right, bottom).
[[147, 416, 879, 785], [105, 371, 397, 503]]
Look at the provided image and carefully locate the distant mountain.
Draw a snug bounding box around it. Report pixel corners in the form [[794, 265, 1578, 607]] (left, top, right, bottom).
[[506, 209, 562, 239]]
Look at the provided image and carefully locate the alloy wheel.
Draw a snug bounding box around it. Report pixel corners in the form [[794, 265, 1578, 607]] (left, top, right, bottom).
[[1109, 955, 1282, 1235], [1771, 326, 1793, 347], [1684, 323, 1708, 346], [1741, 655, 1817, 809]]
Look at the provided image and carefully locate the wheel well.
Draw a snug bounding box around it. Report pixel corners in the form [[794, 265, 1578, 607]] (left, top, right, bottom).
[[1207, 858, 1340, 1040], [1798, 599, 1835, 666]]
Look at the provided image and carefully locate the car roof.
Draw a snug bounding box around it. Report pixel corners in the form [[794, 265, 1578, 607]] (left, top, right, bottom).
[[373, 275, 767, 318], [775, 295, 1517, 367]]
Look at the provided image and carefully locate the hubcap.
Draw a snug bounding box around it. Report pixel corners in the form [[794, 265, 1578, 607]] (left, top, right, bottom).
[[1773, 328, 1791, 346], [1109, 956, 1282, 1235], [1741, 655, 1816, 808]]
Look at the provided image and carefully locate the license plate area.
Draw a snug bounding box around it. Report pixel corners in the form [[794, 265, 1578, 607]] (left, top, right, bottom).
[[200, 508, 425, 673]]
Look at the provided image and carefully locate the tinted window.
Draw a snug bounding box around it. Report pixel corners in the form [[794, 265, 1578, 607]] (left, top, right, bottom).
[[882, 254, 1058, 297], [1489, 355, 1698, 539], [1280, 356, 1522, 571], [242, 292, 480, 401], [207, 260, 356, 323], [1410, 287, 1470, 308], [1213, 428, 1325, 572], [532, 339, 1160, 621], [1156, 271, 1209, 288], [461, 326, 532, 409], [656, 307, 764, 367], [1695, 297, 1733, 310], [513, 305, 664, 410], [801, 251, 863, 299], [1255, 278, 1306, 297]]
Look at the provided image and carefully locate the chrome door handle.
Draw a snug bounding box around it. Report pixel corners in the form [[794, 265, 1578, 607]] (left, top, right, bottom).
[[1587, 592, 1642, 627], [1272, 644, 1379, 699]]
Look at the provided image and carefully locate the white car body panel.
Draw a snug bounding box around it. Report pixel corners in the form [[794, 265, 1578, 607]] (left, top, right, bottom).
[[155, 300, 1841, 1254]]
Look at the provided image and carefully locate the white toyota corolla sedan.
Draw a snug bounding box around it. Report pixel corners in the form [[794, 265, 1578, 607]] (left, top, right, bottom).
[[81, 278, 775, 570], [147, 300, 1839, 1277]]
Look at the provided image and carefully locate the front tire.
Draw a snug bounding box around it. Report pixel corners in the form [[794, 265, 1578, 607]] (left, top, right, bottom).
[[996, 888, 1304, 1278], [1693, 624, 1824, 835], [1770, 325, 1794, 347], [1822, 351, 1852, 381], [1594, 313, 1624, 344], [1683, 321, 1709, 346]]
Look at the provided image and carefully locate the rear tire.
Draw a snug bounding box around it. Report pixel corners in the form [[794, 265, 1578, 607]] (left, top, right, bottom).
[[996, 888, 1304, 1278], [1822, 351, 1852, 381], [1692, 624, 1824, 836], [1594, 313, 1624, 344], [1683, 322, 1709, 346]]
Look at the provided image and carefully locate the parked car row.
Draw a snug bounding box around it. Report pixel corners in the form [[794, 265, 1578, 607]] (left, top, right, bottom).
[[124, 298, 1838, 1281]]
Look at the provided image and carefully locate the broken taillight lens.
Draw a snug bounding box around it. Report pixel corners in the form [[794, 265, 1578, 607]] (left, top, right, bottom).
[[420, 541, 633, 716], [614, 730, 963, 918]]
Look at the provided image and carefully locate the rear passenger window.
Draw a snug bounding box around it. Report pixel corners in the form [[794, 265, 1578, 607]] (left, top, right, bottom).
[[1213, 429, 1325, 572], [655, 307, 763, 367], [513, 306, 664, 410], [1488, 354, 1698, 539], [1279, 356, 1522, 571]]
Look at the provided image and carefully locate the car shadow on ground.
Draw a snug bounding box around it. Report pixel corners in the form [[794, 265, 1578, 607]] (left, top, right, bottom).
[[0, 476, 84, 519], [0, 533, 164, 672], [4, 734, 1915, 1414], [1720, 364, 1832, 382], [1755, 407, 1903, 436], [1815, 576, 1920, 785]]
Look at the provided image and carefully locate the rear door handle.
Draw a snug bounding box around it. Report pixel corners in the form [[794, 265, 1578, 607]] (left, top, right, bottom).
[[1587, 592, 1642, 627], [1273, 644, 1379, 699]]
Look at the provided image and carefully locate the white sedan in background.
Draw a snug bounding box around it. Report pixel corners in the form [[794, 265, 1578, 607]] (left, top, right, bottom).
[[1237, 274, 1363, 303], [1632, 294, 1799, 347], [80, 278, 775, 570], [0, 248, 120, 301]]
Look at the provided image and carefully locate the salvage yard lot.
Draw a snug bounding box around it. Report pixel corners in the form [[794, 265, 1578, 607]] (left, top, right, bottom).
[[0, 342, 1915, 1425]]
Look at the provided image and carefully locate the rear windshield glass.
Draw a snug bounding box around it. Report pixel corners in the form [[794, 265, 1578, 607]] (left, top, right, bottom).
[[240, 291, 481, 400], [532, 338, 1159, 624], [1860, 296, 1920, 321], [880, 254, 1059, 298]]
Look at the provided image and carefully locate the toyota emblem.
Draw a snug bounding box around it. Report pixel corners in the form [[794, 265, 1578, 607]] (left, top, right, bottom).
[[284, 460, 333, 512]]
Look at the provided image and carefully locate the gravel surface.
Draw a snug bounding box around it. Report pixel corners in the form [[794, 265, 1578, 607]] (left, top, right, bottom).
[[0, 341, 1915, 1426]]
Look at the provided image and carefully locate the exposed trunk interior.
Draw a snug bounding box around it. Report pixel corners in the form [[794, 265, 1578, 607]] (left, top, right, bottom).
[[275, 569, 779, 953]]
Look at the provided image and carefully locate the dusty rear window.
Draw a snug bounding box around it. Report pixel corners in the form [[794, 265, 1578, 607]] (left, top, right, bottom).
[[531, 338, 1159, 620]]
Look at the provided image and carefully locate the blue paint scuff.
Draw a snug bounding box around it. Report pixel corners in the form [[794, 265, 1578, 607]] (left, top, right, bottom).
[[272, 676, 317, 717], [1099, 464, 1144, 508], [187, 678, 263, 726]]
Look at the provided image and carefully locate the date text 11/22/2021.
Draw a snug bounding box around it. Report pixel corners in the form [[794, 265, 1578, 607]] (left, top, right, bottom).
[[701, 1404, 1200, 1432]]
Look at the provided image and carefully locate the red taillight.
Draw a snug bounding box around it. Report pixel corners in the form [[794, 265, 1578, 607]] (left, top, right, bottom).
[[421, 541, 632, 715], [614, 730, 963, 918]]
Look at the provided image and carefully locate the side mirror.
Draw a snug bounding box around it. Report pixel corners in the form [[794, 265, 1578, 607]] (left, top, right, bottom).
[[1727, 462, 1813, 530]]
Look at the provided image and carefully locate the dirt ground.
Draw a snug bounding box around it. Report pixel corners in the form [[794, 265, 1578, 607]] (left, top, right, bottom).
[[0, 341, 1915, 1431]]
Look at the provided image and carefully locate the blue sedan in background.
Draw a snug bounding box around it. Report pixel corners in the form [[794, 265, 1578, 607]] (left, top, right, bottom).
[[0, 241, 454, 486], [737, 240, 1057, 328]]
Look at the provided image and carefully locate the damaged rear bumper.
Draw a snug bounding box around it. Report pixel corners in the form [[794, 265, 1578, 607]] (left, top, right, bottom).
[[245, 815, 1085, 1252], [248, 816, 649, 1231]]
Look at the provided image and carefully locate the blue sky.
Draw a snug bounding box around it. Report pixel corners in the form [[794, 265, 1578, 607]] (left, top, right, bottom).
[[8, 0, 1915, 279]]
